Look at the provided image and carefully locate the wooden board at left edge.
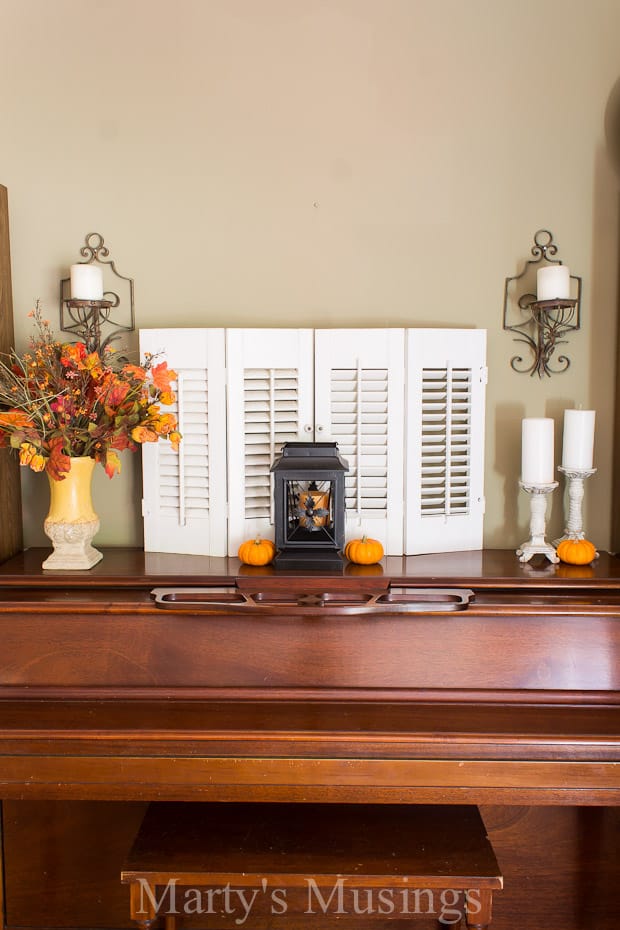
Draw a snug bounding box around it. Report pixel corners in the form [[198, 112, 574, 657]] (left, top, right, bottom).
[[0, 185, 23, 562]]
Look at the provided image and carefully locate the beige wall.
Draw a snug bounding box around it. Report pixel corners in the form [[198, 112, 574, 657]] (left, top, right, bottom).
[[1, 0, 619, 550]]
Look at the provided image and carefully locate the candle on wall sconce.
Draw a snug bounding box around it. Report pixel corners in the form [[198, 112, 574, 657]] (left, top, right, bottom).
[[537, 264, 571, 301], [70, 263, 103, 300], [60, 234, 135, 353], [503, 230, 582, 377]]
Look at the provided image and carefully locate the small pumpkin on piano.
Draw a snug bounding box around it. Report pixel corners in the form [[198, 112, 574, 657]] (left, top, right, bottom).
[[556, 537, 597, 566], [344, 535, 384, 565], [238, 538, 276, 566]]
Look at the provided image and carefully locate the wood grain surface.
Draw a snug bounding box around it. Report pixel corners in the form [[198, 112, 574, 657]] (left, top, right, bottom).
[[122, 802, 502, 886], [2, 547, 620, 588], [2, 802, 618, 930]]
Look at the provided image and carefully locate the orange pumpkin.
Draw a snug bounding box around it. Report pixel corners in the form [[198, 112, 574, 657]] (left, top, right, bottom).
[[344, 535, 384, 565], [556, 537, 597, 566], [238, 538, 276, 566]]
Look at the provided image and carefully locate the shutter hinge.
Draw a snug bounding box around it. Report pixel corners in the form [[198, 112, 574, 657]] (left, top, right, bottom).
[[141, 498, 148, 517], [480, 366, 488, 385], [479, 496, 486, 513]]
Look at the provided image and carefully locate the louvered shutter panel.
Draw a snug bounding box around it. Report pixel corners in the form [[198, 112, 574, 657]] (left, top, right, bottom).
[[314, 329, 405, 555], [226, 329, 314, 555], [405, 329, 487, 554], [139, 329, 227, 555]]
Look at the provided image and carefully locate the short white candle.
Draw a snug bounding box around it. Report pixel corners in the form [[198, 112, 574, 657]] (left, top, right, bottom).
[[537, 264, 571, 301], [70, 264, 103, 300], [522, 418, 554, 484], [562, 409, 595, 469]]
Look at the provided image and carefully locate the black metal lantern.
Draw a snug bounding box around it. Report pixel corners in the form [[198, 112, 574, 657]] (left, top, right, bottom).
[[271, 441, 348, 570]]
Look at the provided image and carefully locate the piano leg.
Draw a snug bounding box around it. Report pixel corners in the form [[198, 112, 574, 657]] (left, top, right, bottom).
[[129, 880, 157, 930], [466, 887, 493, 928]]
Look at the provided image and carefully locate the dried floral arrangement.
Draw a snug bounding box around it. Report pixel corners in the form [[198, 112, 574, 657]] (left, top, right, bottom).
[[0, 303, 180, 479]]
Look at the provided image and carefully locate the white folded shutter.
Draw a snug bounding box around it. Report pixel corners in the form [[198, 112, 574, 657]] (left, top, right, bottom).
[[139, 329, 227, 555], [314, 329, 405, 555], [226, 329, 314, 554], [405, 329, 487, 554]]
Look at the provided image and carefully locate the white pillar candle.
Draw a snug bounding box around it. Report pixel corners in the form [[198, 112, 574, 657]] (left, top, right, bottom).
[[562, 409, 595, 469], [537, 264, 570, 301], [522, 418, 554, 484], [70, 264, 103, 300]]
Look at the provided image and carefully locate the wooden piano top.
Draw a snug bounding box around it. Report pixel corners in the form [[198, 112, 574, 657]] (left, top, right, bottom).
[[0, 548, 617, 805], [2, 546, 620, 589]]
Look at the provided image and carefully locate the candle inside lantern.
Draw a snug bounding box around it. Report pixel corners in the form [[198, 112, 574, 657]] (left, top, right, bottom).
[[562, 409, 595, 469], [522, 418, 554, 484], [70, 264, 103, 300], [537, 264, 571, 301]]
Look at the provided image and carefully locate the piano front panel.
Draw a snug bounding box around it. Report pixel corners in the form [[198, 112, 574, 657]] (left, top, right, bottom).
[[0, 604, 618, 695]]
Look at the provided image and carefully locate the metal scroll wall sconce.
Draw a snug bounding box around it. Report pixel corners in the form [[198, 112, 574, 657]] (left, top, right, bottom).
[[59, 233, 135, 352], [503, 229, 582, 378]]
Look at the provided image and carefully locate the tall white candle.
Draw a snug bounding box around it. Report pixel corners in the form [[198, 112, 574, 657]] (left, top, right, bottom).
[[537, 264, 570, 301], [522, 418, 554, 484], [562, 409, 595, 469], [70, 264, 103, 300]]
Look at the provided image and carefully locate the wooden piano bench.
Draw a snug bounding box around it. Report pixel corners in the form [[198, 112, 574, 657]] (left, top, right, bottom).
[[121, 802, 503, 930]]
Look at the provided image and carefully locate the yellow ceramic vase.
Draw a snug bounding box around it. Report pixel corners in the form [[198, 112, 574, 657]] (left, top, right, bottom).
[[42, 457, 103, 570]]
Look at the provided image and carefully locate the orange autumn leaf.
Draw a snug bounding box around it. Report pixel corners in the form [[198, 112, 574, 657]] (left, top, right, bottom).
[[45, 436, 71, 481], [84, 352, 104, 379], [104, 449, 122, 478], [0, 409, 35, 430], [131, 425, 159, 443], [122, 363, 147, 382], [103, 380, 130, 415], [152, 413, 177, 436], [60, 342, 87, 368], [151, 361, 177, 392], [110, 431, 134, 452]]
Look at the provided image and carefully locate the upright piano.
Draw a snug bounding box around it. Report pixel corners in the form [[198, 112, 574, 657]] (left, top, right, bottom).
[[0, 548, 618, 929]]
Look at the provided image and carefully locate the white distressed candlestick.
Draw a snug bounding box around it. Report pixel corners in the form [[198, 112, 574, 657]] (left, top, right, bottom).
[[556, 467, 598, 552], [517, 481, 559, 563]]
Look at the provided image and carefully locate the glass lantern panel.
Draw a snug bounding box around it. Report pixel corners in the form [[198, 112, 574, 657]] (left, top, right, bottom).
[[285, 480, 336, 545]]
